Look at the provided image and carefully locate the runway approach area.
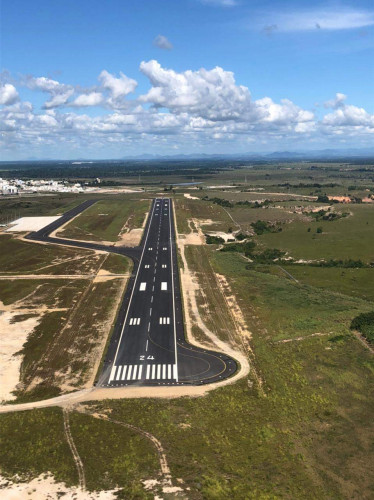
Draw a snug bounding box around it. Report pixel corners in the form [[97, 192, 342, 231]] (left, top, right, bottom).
[[27, 198, 238, 386]]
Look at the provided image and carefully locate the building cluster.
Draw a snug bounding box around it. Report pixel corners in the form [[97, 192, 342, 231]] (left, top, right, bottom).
[[0, 178, 85, 195]]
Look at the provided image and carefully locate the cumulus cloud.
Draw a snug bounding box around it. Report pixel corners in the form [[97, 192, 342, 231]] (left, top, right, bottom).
[[153, 35, 173, 50], [24, 76, 74, 108], [139, 60, 252, 121], [98, 70, 137, 99], [2, 63, 373, 157], [323, 98, 374, 129], [262, 7, 374, 32], [70, 92, 104, 107], [324, 93, 347, 109], [0, 83, 19, 105], [139, 60, 314, 133]]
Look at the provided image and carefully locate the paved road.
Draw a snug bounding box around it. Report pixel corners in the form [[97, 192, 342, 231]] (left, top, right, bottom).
[[27, 198, 237, 386]]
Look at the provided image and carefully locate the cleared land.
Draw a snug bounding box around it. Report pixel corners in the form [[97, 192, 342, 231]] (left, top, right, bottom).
[[58, 198, 150, 243]]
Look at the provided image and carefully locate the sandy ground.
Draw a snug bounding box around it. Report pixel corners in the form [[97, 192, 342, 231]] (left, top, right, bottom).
[[205, 231, 235, 242], [6, 217, 61, 232], [183, 193, 199, 200], [0, 306, 40, 402], [115, 211, 147, 247], [0, 474, 119, 500]]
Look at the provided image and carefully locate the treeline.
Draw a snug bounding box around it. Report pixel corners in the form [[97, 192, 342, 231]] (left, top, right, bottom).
[[203, 196, 271, 209], [278, 182, 340, 188], [1, 159, 237, 180], [307, 209, 348, 222]]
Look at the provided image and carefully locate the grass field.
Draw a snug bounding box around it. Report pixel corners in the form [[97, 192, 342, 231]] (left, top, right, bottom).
[[257, 204, 374, 261], [0, 234, 104, 275], [60, 197, 150, 242], [0, 408, 159, 497]]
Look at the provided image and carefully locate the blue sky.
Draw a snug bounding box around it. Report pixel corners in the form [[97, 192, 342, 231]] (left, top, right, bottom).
[[1, 0, 373, 159]]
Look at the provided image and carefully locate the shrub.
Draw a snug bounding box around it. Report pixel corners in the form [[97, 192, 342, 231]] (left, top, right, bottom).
[[350, 311, 374, 344], [205, 235, 225, 245]]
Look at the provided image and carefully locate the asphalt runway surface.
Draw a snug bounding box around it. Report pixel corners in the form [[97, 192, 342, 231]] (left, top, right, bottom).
[[26, 198, 237, 386]]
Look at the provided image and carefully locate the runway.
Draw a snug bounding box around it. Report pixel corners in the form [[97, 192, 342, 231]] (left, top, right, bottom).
[[26, 198, 237, 386]]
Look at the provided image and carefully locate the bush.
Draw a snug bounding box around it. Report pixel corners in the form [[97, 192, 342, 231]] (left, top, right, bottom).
[[235, 233, 247, 241], [350, 311, 374, 344], [253, 248, 286, 263], [206, 235, 225, 245], [316, 227, 323, 234], [220, 241, 256, 256]]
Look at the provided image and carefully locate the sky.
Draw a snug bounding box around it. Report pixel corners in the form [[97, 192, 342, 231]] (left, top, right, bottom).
[[1, 0, 373, 160]]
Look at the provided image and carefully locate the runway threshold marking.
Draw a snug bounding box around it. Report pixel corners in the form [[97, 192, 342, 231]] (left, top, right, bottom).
[[139, 282, 147, 291], [161, 282, 167, 291], [108, 199, 157, 384]]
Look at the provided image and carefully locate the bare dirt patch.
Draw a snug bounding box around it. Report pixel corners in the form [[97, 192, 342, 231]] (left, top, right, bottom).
[[0, 306, 40, 403], [183, 193, 199, 200], [6, 217, 61, 232], [0, 473, 118, 499]]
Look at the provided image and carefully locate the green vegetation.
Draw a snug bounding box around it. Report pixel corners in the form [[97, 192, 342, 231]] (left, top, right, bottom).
[[0, 408, 158, 496], [60, 198, 150, 242], [103, 253, 131, 274], [351, 310, 374, 344], [251, 220, 282, 235], [69, 412, 158, 494], [0, 234, 102, 275], [257, 204, 374, 262], [205, 234, 225, 244], [0, 409, 77, 484]]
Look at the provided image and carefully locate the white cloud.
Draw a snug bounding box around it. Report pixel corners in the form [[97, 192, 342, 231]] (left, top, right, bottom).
[[0, 83, 19, 105], [98, 70, 137, 99], [139, 60, 252, 121], [24, 76, 74, 108], [2, 64, 373, 157], [263, 7, 374, 32], [323, 104, 374, 128], [153, 35, 173, 50], [139, 60, 314, 133], [71, 92, 104, 107]]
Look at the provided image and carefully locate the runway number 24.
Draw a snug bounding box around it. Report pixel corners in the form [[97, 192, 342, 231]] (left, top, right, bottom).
[[140, 355, 154, 361]]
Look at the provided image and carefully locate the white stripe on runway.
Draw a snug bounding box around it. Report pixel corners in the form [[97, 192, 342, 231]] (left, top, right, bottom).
[[152, 365, 156, 379], [127, 365, 133, 380], [138, 365, 143, 380], [161, 282, 167, 291], [146, 365, 150, 379], [162, 364, 166, 379], [139, 282, 146, 291], [132, 365, 138, 380], [157, 365, 161, 379], [168, 364, 171, 379], [121, 365, 128, 380], [116, 366, 122, 380], [173, 364, 177, 380], [109, 365, 116, 383]]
